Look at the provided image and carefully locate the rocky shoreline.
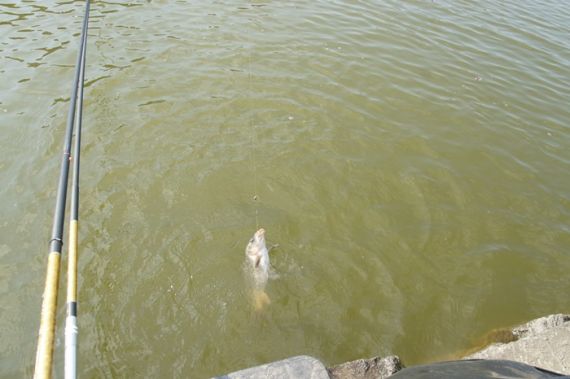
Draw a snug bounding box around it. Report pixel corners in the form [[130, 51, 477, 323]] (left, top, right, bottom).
[[464, 314, 570, 374], [216, 314, 570, 378]]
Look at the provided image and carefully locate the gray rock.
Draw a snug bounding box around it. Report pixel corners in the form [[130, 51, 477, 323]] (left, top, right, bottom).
[[327, 356, 403, 379], [214, 355, 330, 379], [466, 314, 570, 375], [512, 314, 570, 339]]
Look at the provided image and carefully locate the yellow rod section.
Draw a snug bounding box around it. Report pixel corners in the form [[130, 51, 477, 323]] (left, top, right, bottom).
[[34, 251, 61, 379]]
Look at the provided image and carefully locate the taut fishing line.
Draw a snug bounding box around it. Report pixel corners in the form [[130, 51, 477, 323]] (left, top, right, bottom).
[[248, 41, 259, 230]]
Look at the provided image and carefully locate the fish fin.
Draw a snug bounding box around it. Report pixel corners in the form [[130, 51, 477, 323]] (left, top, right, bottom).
[[254, 256, 261, 268], [268, 244, 279, 254], [253, 290, 271, 312]]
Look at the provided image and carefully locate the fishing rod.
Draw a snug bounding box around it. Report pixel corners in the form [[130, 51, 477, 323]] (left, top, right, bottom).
[[65, 1, 90, 376], [34, 1, 90, 378]]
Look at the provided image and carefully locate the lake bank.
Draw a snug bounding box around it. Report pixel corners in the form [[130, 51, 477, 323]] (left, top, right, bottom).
[[219, 313, 570, 378]]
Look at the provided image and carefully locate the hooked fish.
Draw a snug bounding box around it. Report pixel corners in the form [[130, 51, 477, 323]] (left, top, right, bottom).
[[245, 228, 271, 311]]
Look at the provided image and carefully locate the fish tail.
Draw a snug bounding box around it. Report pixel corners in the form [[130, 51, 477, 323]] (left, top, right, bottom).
[[253, 289, 271, 312]]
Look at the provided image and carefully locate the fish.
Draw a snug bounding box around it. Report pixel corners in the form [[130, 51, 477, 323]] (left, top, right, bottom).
[[245, 228, 271, 311]]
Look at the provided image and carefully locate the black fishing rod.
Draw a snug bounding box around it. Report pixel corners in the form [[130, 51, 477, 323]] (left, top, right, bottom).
[[34, 1, 90, 378], [64, 1, 89, 376]]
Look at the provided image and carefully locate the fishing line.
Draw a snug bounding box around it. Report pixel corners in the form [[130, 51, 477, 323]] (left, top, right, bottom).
[[248, 41, 259, 230]]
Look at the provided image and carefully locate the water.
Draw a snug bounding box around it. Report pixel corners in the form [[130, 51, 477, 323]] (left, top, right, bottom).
[[1, 0, 569, 377]]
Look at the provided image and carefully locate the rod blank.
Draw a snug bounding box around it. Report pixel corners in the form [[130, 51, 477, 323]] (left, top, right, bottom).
[[65, 2, 89, 375], [34, 1, 90, 378]]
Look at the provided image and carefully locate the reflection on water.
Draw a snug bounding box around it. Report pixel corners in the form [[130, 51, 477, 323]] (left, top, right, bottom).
[[1, 0, 569, 377]]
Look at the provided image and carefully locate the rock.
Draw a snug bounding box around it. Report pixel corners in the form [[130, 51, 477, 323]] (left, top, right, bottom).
[[327, 356, 403, 379], [512, 314, 570, 339], [214, 355, 330, 379], [465, 314, 570, 375]]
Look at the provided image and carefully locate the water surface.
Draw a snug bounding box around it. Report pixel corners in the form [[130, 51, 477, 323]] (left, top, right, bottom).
[[1, 0, 569, 377]]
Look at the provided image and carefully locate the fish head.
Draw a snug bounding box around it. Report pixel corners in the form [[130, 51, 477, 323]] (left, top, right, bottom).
[[254, 228, 266, 244], [246, 228, 266, 257]]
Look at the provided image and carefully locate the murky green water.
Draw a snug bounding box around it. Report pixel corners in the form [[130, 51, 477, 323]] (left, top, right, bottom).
[[1, 0, 569, 377]]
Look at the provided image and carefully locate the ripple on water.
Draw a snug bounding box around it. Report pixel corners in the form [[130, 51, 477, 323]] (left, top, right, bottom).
[[2, 0, 570, 376]]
